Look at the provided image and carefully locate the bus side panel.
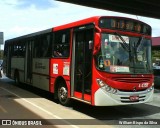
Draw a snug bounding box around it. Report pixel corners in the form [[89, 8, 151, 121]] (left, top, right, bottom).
[[32, 58, 50, 91], [11, 57, 25, 82], [49, 58, 71, 93]]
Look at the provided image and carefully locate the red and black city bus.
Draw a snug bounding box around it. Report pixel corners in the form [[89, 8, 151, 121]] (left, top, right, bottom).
[[3, 16, 154, 106]]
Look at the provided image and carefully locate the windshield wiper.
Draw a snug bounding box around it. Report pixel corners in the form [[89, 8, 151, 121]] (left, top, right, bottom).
[[114, 32, 130, 52], [136, 37, 144, 52]]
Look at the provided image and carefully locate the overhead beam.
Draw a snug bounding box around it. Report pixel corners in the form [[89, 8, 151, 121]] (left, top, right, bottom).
[[56, 0, 160, 19]]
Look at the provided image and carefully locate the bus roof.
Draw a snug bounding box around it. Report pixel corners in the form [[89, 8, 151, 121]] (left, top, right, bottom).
[[53, 16, 151, 31], [5, 16, 100, 43], [53, 16, 100, 31], [5, 28, 52, 43], [6, 16, 150, 43]]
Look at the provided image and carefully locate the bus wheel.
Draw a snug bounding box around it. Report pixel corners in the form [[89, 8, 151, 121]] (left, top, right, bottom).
[[57, 82, 71, 106]]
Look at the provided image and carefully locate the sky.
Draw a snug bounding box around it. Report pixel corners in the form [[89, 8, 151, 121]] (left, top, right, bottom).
[[0, 0, 160, 49]]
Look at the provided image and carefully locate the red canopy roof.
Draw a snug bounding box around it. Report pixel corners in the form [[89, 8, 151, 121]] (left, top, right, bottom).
[[152, 37, 160, 46]]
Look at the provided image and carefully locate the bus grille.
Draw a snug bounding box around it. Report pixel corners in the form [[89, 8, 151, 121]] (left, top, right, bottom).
[[120, 95, 146, 103], [118, 89, 146, 92], [112, 77, 150, 83]]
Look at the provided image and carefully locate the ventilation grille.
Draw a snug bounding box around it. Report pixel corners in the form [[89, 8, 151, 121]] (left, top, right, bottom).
[[112, 77, 150, 83]]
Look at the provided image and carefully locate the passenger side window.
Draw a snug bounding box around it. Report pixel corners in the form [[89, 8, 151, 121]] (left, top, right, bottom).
[[12, 42, 25, 57], [53, 29, 70, 58], [33, 33, 52, 58]]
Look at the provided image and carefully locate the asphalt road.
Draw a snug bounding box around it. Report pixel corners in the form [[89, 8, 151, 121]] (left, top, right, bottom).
[[0, 75, 160, 128]]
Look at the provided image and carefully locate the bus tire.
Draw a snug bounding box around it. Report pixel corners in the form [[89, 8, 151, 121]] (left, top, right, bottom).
[[14, 71, 20, 85], [57, 82, 71, 106]]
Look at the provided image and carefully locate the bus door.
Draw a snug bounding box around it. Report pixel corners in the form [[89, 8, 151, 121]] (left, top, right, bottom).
[[71, 24, 94, 102], [24, 40, 33, 84]]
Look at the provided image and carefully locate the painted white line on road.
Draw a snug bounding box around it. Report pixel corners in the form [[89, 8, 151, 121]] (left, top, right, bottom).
[[0, 105, 7, 113], [0, 87, 79, 128]]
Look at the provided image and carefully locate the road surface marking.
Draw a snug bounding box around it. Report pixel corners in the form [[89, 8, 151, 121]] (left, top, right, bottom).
[[0, 105, 7, 113], [0, 87, 79, 128]]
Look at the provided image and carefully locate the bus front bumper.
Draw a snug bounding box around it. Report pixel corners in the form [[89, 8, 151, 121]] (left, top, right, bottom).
[[94, 87, 154, 106]]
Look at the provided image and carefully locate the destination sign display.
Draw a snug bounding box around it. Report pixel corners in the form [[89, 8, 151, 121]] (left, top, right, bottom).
[[99, 18, 151, 35]]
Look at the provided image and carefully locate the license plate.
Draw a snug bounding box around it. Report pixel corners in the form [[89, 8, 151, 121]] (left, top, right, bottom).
[[130, 96, 139, 101]]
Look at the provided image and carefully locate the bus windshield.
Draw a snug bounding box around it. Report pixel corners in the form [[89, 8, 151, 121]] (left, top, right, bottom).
[[95, 33, 152, 74]]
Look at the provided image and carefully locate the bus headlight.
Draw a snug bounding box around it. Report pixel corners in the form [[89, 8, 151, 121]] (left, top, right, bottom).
[[96, 79, 117, 94], [147, 85, 154, 92]]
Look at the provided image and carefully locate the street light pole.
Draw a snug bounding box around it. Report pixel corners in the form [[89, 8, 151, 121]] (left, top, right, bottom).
[[0, 32, 4, 51]]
